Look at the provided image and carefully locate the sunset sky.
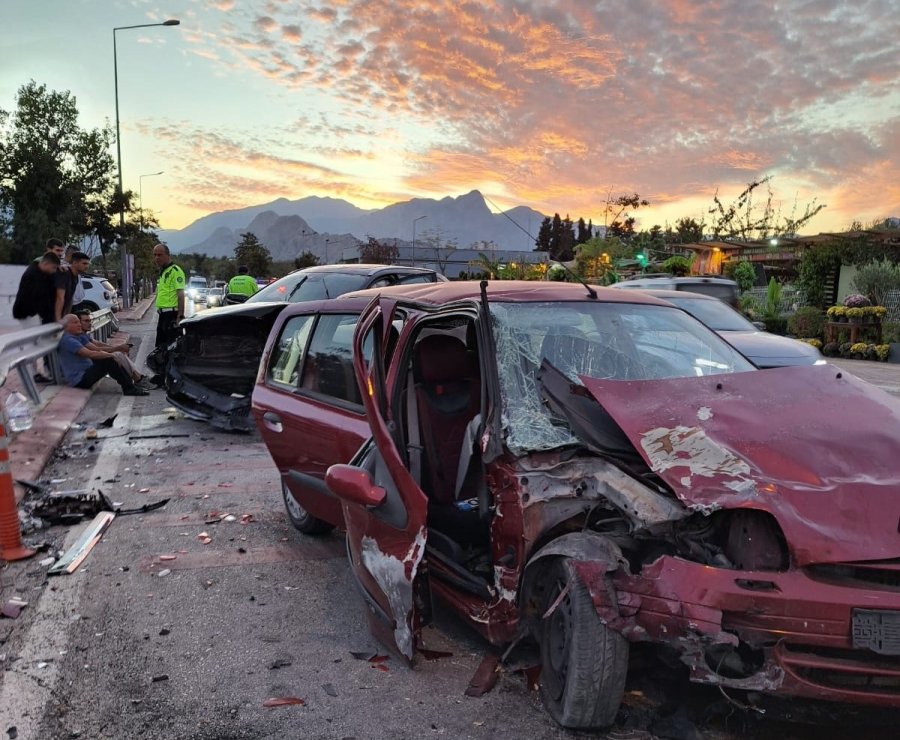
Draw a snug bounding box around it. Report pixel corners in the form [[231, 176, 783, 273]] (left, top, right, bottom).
[[2, 0, 899, 237]]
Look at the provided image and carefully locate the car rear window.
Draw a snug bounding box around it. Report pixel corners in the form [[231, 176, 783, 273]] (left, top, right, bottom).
[[250, 273, 368, 303], [675, 283, 737, 301]]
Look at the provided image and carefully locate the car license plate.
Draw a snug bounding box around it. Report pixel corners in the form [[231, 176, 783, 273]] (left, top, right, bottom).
[[852, 609, 900, 655]]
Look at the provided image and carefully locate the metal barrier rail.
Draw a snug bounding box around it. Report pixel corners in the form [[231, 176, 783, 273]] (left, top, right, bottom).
[[88, 307, 119, 342], [0, 323, 64, 404]]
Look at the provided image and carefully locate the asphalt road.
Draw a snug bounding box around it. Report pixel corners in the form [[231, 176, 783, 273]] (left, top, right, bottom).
[[1, 313, 898, 739]]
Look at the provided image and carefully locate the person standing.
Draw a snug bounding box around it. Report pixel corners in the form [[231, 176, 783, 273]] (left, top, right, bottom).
[[227, 265, 258, 298], [149, 243, 185, 385], [13, 252, 60, 328], [54, 251, 90, 321]]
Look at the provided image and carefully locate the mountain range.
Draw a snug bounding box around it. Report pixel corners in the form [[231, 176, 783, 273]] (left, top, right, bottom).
[[157, 191, 545, 261]]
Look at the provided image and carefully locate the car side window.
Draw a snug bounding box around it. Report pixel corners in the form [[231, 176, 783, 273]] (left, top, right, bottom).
[[397, 273, 434, 285], [267, 315, 315, 388], [82, 280, 93, 289], [301, 314, 371, 405]]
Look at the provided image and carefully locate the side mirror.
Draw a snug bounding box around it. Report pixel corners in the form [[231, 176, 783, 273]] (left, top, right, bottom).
[[752, 321, 766, 331], [326, 464, 386, 508]]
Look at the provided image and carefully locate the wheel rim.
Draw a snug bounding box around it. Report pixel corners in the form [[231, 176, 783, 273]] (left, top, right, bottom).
[[543, 576, 572, 702], [282, 482, 308, 523]]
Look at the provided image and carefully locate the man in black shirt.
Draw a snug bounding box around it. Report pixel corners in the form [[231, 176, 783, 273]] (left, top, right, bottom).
[[13, 253, 60, 325]]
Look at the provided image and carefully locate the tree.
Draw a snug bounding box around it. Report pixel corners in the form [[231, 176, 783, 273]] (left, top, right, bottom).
[[234, 232, 272, 276], [604, 192, 650, 241], [534, 216, 552, 252], [708, 176, 826, 241], [669, 217, 705, 244], [359, 236, 398, 264], [294, 250, 320, 269], [576, 217, 591, 244], [0, 81, 117, 263], [547, 213, 576, 260]]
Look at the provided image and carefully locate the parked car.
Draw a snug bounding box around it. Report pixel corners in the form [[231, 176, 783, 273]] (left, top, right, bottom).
[[164, 265, 440, 430], [76, 275, 120, 312], [206, 287, 224, 307], [613, 274, 740, 307], [640, 289, 824, 367], [251, 280, 900, 730]]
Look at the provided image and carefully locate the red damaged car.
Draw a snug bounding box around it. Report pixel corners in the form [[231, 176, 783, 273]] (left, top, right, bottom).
[[251, 280, 900, 730]]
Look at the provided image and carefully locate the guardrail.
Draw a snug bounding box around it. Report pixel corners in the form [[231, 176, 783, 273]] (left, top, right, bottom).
[[88, 307, 119, 342], [0, 323, 64, 404]]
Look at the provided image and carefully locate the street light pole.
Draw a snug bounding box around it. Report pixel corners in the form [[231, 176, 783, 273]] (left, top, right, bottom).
[[113, 19, 179, 307], [139, 171, 164, 232], [412, 215, 427, 267]]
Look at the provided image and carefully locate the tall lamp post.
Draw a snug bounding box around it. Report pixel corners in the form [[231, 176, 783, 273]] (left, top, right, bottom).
[[114, 19, 180, 307], [139, 171, 163, 232], [412, 215, 427, 267]]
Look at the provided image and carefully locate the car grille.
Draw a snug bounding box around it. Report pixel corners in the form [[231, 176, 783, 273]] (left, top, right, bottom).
[[779, 644, 900, 696], [805, 560, 900, 593]]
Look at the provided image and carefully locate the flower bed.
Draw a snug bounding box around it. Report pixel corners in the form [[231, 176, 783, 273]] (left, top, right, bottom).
[[821, 341, 891, 361]]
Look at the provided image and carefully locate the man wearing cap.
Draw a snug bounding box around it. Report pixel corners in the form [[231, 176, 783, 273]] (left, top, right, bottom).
[[149, 243, 185, 385], [227, 265, 258, 298]]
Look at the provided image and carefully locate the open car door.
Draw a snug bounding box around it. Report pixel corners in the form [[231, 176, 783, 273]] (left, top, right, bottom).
[[326, 296, 429, 662]]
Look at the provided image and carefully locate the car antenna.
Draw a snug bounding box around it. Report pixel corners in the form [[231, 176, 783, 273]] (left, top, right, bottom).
[[548, 261, 597, 299]]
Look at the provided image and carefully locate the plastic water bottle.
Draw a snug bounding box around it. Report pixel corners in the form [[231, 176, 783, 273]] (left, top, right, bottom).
[[4, 391, 34, 433]]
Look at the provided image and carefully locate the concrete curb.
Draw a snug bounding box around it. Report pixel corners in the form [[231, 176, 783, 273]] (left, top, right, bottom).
[[117, 294, 155, 322]]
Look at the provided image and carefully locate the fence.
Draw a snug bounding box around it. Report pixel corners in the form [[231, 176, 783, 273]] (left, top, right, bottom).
[[0, 323, 65, 405], [883, 290, 900, 322], [745, 286, 808, 315]]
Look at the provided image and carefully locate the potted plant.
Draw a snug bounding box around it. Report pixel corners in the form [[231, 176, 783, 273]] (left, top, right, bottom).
[[846, 307, 865, 324], [827, 305, 847, 322], [843, 293, 872, 309]]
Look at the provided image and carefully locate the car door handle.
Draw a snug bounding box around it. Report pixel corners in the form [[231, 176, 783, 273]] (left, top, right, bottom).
[[263, 411, 283, 433]]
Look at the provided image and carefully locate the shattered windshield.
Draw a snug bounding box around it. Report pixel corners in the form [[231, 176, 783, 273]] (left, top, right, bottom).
[[490, 301, 755, 454]]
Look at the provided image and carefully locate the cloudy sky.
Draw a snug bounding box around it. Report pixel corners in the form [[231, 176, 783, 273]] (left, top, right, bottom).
[[2, 0, 899, 235]]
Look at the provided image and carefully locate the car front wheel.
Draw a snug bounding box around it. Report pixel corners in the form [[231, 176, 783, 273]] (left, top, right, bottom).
[[536, 557, 628, 730], [282, 480, 334, 536]]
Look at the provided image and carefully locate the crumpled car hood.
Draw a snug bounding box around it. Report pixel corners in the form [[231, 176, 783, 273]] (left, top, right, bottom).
[[580, 365, 900, 565]]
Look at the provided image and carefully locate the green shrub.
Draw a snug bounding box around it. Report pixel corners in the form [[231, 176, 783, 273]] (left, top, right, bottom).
[[661, 255, 692, 276], [883, 322, 900, 344], [739, 294, 763, 320], [851, 258, 900, 307], [763, 317, 787, 334], [732, 261, 756, 294], [786, 307, 824, 338]]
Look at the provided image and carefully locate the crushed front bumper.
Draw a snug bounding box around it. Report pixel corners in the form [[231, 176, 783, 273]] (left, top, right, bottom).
[[165, 363, 253, 433], [575, 555, 900, 707]]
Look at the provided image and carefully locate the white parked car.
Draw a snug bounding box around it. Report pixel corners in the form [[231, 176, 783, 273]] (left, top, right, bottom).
[[77, 275, 120, 312]]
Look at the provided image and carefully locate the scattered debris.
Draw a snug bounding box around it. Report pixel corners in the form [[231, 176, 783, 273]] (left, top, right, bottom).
[[39, 557, 55, 567], [98, 415, 117, 429], [84, 428, 97, 440], [465, 654, 501, 698], [239, 513, 254, 525], [36, 662, 48, 669], [268, 658, 292, 670], [418, 648, 453, 661], [138, 488, 150, 494], [48, 512, 115, 576], [7, 725, 18, 739], [322, 683, 338, 697], [151, 674, 169, 683], [159, 628, 170, 636], [157, 569, 171, 577], [158, 555, 177, 562], [350, 650, 377, 661], [197, 532, 212, 545], [1, 598, 28, 620], [262, 697, 304, 708], [128, 434, 190, 440], [372, 664, 389, 673]]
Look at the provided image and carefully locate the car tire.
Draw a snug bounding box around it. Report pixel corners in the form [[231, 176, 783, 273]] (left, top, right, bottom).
[[535, 557, 628, 730], [282, 480, 334, 536], [80, 301, 100, 312]]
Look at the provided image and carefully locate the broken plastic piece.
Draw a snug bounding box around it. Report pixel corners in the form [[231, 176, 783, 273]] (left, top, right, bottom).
[[48, 512, 115, 575], [1, 598, 28, 619], [465, 653, 501, 697], [262, 697, 305, 708]]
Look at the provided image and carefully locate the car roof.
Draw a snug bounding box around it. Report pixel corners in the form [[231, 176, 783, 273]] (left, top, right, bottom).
[[342, 279, 672, 306], [293, 264, 437, 277], [638, 288, 719, 301], [617, 275, 737, 286]]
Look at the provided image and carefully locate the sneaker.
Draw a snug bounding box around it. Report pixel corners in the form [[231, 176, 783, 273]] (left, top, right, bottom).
[[33, 373, 53, 384], [123, 387, 150, 396], [136, 377, 155, 390]]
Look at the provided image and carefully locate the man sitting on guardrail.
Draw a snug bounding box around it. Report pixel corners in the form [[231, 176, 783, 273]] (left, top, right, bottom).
[[57, 314, 148, 396], [76, 311, 153, 391]]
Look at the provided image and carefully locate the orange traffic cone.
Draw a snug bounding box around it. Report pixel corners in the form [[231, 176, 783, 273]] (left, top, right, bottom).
[[0, 417, 34, 562]]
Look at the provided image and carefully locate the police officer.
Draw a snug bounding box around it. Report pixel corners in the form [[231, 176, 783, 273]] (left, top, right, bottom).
[[149, 243, 186, 385], [227, 265, 258, 298]]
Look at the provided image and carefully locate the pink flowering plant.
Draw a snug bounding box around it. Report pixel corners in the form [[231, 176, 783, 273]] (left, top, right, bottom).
[[842, 293, 871, 308]]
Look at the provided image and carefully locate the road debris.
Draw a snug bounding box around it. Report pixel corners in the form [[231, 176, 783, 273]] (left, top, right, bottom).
[[322, 683, 338, 697], [157, 569, 171, 577], [262, 697, 305, 708], [151, 674, 169, 683], [465, 654, 501, 698], [1, 598, 28, 619], [48, 512, 115, 575], [239, 513, 254, 524], [268, 658, 292, 670], [196, 532, 211, 545]]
